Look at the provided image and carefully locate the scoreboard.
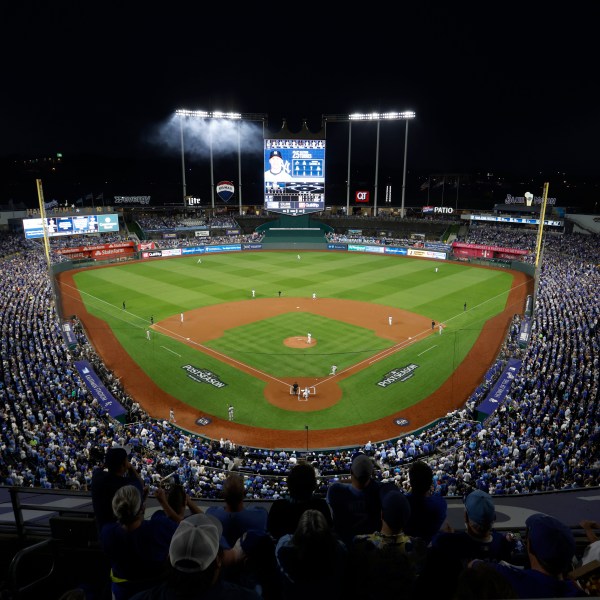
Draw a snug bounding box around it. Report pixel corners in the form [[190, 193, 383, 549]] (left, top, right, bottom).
[[264, 138, 325, 216]]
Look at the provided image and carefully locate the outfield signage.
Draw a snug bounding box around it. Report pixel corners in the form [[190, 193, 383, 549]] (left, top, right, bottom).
[[377, 364, 419, 387], [348, 244, 385, 254], [204, 244, 242, 253], [182, 247, 206, 255], [242, 244, 263, 250], [328, 243, 347, 250], [407, 248, 447, 260], [182, 365, 226, 388], [383, 247, 408, 255]]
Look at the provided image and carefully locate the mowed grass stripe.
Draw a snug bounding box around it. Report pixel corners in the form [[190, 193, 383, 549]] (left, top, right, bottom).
[[71, 251, 515, 431]]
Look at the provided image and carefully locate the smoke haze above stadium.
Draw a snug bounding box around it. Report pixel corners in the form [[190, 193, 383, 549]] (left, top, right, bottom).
[[1, 4, 597, 196]]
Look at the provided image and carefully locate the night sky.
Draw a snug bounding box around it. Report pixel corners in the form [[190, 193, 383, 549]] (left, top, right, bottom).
[[1, 4, 597, 208]]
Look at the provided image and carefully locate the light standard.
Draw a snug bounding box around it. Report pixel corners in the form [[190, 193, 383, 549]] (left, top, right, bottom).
[[323, 111, 415, 218], [175, 109, 267, 214]]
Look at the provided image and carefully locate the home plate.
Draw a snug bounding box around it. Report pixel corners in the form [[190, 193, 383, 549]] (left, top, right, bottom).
[[186, 337, 190, 340]]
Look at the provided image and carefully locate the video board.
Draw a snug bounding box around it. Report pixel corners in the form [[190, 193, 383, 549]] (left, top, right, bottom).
[[22, 214, 120, 239], [264, 138, 325, 216]]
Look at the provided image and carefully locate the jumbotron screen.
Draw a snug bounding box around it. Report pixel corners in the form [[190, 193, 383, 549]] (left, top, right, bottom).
[[264, 138, 325, 216], [22, 214, 120, 239]]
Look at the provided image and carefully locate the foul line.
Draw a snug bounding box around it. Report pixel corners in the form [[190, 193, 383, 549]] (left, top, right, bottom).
[[418, 345, 437, 356], [161, 346, 181, 357]]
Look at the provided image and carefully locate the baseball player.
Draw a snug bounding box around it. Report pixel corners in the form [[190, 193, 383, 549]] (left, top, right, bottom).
[[431, 320, 435, 330], [435, 267, 438, 273], [228, 404, 234, 421], [146, 330, 151, 341], [388, 316, 393, 326], [302, 387, 310, 401], [330, 365, 337, 375], [297, 254, 301, 260], [197, 257, 202, 264], [252, 289, 256, 298], [439, 323, 443, 335], [180, 312, 184, 323], [312, 292, 316, 300], [169, 408, 176, 423], [307, 332, 312, 344]]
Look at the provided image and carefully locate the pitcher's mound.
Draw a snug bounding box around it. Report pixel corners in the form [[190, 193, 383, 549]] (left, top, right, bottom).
[[284, 336, 317, 348]]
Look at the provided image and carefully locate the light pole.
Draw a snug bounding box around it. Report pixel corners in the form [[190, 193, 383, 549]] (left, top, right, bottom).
[[305, 424, 309, 452], [323, 111, 415, 218], [175, 109, 267, 214]]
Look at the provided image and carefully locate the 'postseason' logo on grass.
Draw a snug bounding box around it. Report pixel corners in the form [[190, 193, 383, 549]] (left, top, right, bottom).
[[182, 365, 226, 388], [377, 364, 419, 387]]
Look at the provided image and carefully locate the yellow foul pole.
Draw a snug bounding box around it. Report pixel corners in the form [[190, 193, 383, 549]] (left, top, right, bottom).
[[534, 182, 549, 268], [36, 179, 52, 268]]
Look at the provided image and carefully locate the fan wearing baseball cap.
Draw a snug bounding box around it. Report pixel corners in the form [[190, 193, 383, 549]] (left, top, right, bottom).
[[326, 453, 383, 545], [130, 513, 261, 599], [415, 490, 516, 598], [475, 512, 586, 598]]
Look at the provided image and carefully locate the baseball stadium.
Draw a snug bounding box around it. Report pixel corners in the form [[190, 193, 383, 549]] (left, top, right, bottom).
[[0, 124, 599, 598]]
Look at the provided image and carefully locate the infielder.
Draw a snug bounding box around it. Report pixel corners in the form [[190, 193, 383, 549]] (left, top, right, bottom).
[[388, 316, 393, 326], [312, 292, 316, 300], [439, 323, 443, 335], [228, 404, 234, 421], [252, 289, 256, 298], [146, 330, 151, 341], [307, 332, 312, 344], [330, 365, 337, 375], [169, 408, 176, 423], [180, 312, 184, 323]]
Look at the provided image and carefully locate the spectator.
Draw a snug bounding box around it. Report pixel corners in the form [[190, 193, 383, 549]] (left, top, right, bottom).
[[130, 513, 261, 599], [326, 453, 382, 545], [403, 460, 448, 543], [349, 483, 427, 599], [206, 473, 268, 549], [267, 462, 332, 540], [100, 485, 178, 600], [454, 559, 518, 599], [152, 482, 204, 523], [92, 445, 145, 532], [480, 513, 586, 598], [579, 519, 600, 566], [275, 509, 348, 600], [416, 489, 517, 597]]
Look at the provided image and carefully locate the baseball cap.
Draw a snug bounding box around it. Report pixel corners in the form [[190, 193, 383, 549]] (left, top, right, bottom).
[[351, 454, 374, 479], [169, 514, 223, 573], [526, 513, 575, 572], [464, 490, 496, 527], [269, 149, 283, 160], [105, 445, 131, 470], [380, 484, 411, 532]]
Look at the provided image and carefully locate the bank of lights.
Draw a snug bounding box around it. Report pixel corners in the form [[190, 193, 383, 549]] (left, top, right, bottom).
[[175, 109, 242, 120], [348, 111, 415, 121]]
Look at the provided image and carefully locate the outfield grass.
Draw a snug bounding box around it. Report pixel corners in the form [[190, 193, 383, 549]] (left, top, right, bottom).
[[71, 251, 515, 430]]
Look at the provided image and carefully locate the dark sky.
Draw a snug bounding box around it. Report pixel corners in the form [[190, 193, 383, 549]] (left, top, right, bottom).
[[1, 4, 597, 188]]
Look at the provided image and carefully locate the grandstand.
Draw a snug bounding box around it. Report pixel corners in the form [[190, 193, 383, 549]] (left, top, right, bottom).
[[0, 208, 598, 598]]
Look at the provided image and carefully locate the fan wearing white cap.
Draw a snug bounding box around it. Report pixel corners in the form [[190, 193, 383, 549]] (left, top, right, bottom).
[[130, 513, 261, 599]]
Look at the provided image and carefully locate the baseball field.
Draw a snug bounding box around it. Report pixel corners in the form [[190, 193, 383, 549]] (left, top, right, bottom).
[[57, 250, 531, 449]]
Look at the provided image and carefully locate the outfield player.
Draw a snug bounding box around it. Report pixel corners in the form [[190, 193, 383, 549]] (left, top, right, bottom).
[[146, 330, 151, 341]]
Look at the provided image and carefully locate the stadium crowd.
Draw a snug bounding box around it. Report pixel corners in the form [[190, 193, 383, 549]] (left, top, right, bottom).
[[0, 224, 599, 597]]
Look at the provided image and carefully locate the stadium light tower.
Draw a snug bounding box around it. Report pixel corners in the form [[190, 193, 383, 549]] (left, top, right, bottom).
[[175, 109, 267, 214], [323, 111, 415, 217]]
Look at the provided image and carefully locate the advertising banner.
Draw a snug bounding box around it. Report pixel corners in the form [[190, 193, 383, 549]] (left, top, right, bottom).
[[477, 358, 522, 418], [74, 360, 127, 420]]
